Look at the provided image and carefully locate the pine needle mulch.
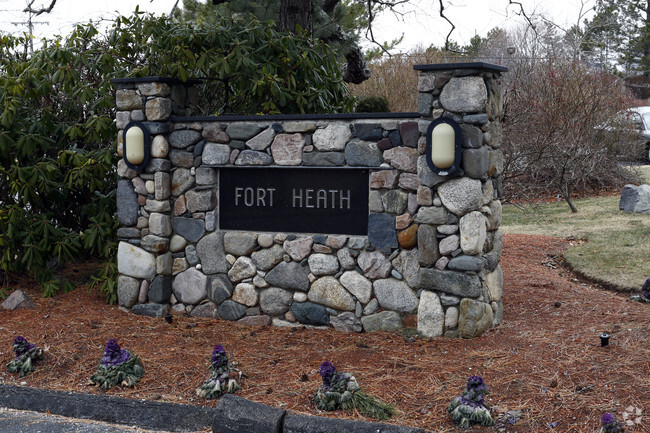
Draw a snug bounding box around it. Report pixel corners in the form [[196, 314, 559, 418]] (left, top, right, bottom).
[[0, 234, 647, 433]]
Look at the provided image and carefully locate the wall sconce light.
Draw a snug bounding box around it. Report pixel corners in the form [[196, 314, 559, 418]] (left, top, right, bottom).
[[122, 122, 151, 171], [425, 117, 462, 176]]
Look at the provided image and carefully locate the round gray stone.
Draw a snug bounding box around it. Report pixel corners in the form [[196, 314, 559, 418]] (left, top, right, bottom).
[[197, 232, 229, 274], [172, 268, 208, 304], [224, 232, 259, 256], [308, 277, 355, 311], [265, 261, 311, 291], [227, 257, 257, 283], [344, 139, 383, 167], [117, 275, 139, 308], [117, 242, 156, 280], [417, 290, 444, 338], [169, 129, 202, 149], [202, 143, 231, 165], [218, 300, 247, 321], [339, 271, 372, 304], [251, 244, 285, 271], [439, 76, 487, 113], [361, 311, 402, 332], [312, 124, 351, 151], [438, 178, 483, 216], [307, 253, 340, 276], [373, 278, 419, 313], [259, 287, 293, 315], [291, 302, 329, 326]]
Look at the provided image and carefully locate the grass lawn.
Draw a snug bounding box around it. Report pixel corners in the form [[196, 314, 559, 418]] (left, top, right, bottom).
[[501, 165, 650, 291]]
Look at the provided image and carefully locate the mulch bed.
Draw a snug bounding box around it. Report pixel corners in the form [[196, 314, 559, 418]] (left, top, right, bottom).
[[0, 234, 647, 432]]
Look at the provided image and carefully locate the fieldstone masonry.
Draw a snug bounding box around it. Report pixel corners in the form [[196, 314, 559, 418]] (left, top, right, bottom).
[[112, 62, 506, 338]]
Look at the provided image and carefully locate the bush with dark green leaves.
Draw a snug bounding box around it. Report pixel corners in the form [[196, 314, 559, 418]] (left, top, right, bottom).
[[0, 28, 119, 300], [0, 10, 354, 301], [355, 96, 390, 113]]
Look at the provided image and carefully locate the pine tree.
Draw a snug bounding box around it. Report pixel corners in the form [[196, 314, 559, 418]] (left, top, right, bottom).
[[175, 0, 371, 83], [583, 0, 650, 76]]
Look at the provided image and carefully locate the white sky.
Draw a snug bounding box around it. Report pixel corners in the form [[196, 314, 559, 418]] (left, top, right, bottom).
[[0, 0, 596, 51]]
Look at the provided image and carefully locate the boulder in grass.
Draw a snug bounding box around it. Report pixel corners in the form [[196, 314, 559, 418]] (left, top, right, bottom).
[[619, 184, 650, 214], [2, 290, 36, 310]]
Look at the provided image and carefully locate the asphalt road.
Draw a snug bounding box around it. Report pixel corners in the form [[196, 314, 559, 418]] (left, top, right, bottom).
[[0, 408, 206, 433]]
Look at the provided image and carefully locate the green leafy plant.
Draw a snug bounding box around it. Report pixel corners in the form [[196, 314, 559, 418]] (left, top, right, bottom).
[[6, 336, 44, 377], [355, 96, 390, 113], [630, 277, 650, 303], [0, 29, 118, 299], [447, 375, 494, 428], [196, 345, 241, 399], [314, 361, 397, 420]]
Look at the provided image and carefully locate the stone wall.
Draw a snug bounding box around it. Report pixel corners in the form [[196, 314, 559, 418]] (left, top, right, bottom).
[[113, 63, 506, 338]]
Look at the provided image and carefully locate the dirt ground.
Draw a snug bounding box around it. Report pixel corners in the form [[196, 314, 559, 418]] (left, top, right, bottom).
[[0, 234, 647, 433]]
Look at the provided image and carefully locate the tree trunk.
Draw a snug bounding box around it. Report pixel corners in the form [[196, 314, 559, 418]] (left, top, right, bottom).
[[560, 183, 578, 213], [280, 0, 313, 35], [342, 46, 371, 84]]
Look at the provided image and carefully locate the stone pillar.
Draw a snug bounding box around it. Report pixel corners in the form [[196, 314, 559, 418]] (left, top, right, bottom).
[[112, 77, 199, 316], [413, 63, 506, 338]]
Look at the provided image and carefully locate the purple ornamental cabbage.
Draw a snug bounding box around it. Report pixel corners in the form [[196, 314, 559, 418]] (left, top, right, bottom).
[[211, 345, 225, 361], [13, 336, 35, 357], [448, 375, 494, 427], [196, 344, 240, 399], [602, 413, 615, 425], [100, 339, 131, 366], [467, 375, 488, 392], [314, 361, 396, 420], [459, 375, 489, 408], [319, 361, 337, 386], [601, 412, 624, 433]]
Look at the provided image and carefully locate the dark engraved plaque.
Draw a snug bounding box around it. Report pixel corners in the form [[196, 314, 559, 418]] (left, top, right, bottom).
[[219, 168, 369, 235]]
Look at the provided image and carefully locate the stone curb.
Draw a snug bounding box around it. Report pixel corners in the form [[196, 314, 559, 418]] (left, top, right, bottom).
[[214, 394, 427, 433], [0, 385, 427, 433], [0, 384, 216, 432]]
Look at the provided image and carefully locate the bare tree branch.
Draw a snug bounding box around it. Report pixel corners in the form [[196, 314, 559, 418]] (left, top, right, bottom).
[[439, 0, 458, 52], [507, 0, 536, 32], [364, 0, 409, 56], [171, 0, 181, 15], [23, 0, 57, 16]]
